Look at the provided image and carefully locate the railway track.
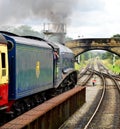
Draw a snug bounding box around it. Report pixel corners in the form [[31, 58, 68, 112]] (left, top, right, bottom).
[[60, 61, 120, 129], [84, 69, 120, 129], [77, 63, 94, 86]]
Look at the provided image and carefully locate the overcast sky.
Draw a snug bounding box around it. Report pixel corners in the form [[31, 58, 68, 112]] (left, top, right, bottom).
[[66, 0, 120, 38], [0, 0, 120, 39]]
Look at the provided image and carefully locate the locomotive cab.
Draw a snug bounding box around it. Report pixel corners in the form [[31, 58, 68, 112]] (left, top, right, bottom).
[[52, 42, 77, 89], [53, 48, 59, 85]]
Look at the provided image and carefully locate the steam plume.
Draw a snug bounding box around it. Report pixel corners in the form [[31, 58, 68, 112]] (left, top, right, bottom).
[[0, 0, 78, 25]]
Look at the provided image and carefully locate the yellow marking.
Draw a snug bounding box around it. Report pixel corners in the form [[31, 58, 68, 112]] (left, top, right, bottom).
[[36, 61, 40, 78]]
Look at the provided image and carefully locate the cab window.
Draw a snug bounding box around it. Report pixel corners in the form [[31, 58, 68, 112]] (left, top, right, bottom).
[[1, 53, 6, 76]]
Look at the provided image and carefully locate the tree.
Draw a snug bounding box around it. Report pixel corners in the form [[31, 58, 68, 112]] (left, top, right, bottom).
[[11, 25, 44, 38], [112, 34, 120, 38], [65, 36, 73, 42], [0, 25, 44, 38]]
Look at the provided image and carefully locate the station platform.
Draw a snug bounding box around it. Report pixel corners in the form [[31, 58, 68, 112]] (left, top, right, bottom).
[[59, 77, 102, 129]]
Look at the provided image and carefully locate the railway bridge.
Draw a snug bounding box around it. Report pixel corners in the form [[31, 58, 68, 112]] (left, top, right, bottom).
[[65, 38, 120, 57]]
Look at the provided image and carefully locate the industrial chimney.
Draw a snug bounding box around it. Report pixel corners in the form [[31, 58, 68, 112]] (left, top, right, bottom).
[[43, 23, 66, 45]]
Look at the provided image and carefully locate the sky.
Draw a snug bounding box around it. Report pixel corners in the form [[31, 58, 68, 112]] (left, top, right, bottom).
[[0, 0, 120, 39], [67, 0, 120, 38]]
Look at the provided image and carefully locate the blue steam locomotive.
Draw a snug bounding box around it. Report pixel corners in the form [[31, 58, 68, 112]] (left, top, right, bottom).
[[0, 31, 77, 123]]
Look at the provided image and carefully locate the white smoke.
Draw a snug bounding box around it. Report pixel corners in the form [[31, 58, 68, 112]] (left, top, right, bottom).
[[0, 0, 78, 25]]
